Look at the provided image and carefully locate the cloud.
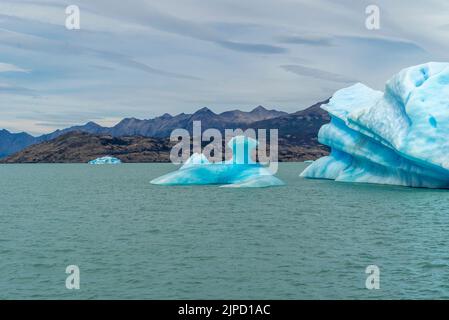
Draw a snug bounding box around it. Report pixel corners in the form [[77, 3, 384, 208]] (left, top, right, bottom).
[[0, 83, 36, 95], [280, 65, 356, 83], [0, 62, 30, 73], [277, 35, 334, 47], [277, 33, 425, 52], [89, 49, 201, 80], [79, 1, 287, 54], [337, 36, 427, 54], [0, 25, 200, 81], [217, 40, 287, 54]]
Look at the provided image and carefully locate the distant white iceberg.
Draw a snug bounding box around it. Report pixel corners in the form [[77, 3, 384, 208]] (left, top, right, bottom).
[[88, 156, 121, 165], [151, 136, 284, 188], [301, 62, 449, 188]]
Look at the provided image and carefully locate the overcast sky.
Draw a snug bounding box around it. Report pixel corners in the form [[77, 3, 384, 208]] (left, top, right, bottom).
[[1, 0, 448, 135]]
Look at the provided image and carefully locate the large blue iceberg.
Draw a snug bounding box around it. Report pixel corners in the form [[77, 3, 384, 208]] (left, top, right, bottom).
[[88, 156, 122, 164], [151, 136, 284, 188], [301, 62, 449, 188]]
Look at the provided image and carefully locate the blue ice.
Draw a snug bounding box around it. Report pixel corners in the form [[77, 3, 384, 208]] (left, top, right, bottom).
[[88, 156, 122, 164], [151, 136, 284, 188], [301, 62, 449, 188]]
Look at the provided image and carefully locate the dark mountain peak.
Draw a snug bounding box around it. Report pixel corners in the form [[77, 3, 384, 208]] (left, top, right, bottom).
[[154, 113, 173, 121], [217, 106, 287, 124], [170, 112, 189, 119], [113, 117, 146, 131], [0, 128, 37, 158], [0, 129, 31, 137], [118, 117, 140, 124], [251, 105, 268, 113], [194, 107, 215, 115], [293, 98, 330, 116], [84, 121, 102, 128]]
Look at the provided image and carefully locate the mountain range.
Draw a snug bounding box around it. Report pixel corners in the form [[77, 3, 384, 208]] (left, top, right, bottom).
[[0, 100, 330, 162], [0, 106, 286, 157]]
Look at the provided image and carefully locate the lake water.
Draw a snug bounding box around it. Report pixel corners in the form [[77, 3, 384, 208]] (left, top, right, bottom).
[[1, 162, 449, 299]]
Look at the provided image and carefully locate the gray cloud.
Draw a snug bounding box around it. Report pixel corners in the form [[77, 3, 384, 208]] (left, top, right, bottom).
[[0, 27, 200, 81], [90, 49, 201, 80], [0, 62, 30, 73], [81, 1, 287, 54], [276, 33, 425, 53], [277, 35, 334, 47], [217, 40, 287, 54], [337, 36, 427, 54], [0, 84, 37, 96], [280, 65, 357, 83]]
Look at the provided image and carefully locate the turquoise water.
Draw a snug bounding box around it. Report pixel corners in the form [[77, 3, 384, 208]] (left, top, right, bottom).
[[1, 162, 449, 299]]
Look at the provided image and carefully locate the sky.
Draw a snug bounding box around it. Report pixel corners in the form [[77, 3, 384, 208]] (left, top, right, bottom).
[[0, 0, 448, 135]]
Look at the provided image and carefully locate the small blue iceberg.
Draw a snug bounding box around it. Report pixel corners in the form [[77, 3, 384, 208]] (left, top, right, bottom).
[[88, 156, 122, 165], [151, 136, 284, 188]]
